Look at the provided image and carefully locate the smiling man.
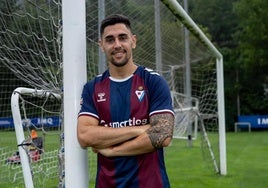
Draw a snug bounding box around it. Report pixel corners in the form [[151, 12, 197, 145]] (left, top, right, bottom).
[[77, 14, 174, 188]]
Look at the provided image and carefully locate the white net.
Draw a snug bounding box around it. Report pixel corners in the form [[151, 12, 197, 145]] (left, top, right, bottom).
[[0, 0, 62, 93], [172, 91, 199, 139], [0, 0, 224, 187]]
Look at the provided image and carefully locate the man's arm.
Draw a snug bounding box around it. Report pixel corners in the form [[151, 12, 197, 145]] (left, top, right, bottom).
[[77, 115, 150, 149], [147, 113, 174, 148], [94, 113, 174, 157]]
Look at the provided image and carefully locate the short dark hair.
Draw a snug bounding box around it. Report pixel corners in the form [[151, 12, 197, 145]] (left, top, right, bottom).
[[100, 14, 132, 36]]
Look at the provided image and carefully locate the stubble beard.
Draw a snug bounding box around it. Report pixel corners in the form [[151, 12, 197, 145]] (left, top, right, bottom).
[[110, 51, 131, 67], [111, 57, 129, 67]]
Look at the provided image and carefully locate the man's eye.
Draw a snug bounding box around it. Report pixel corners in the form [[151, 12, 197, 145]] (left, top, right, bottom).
[[106, 37, 114, 43], [119, 35, 128, 41]]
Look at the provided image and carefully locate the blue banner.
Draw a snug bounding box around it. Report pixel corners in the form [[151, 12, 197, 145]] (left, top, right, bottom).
[[0, 116, 61, 128], [238, 115, 268, 129]]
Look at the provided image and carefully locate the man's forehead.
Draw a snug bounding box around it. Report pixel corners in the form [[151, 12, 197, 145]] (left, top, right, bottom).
[[102, 23, 131, 38]]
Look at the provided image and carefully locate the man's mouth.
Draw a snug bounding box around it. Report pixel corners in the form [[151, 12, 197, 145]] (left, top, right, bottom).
[[112, 50, 125, 56], [113, 52, 124, 58]]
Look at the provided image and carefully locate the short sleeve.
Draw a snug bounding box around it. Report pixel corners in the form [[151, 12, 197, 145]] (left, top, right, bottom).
[[148, 75, 174, 116], [78, 81, 99, 120]]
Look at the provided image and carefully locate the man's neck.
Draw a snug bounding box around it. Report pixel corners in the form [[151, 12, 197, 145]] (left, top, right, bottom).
[[109, 63, 137, 79]]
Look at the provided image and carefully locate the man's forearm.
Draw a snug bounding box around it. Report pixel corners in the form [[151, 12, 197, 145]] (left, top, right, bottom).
[[77, 116, 150, 148], [85, 125, 149, 149], [146, 113, 174, 148], [94, 132, 155, 157]]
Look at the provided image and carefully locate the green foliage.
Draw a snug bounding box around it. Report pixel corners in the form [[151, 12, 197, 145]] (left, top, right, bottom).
[[233, 0, 268, 69], [189, 0, 268, 128], [232, 0, 268, 115], [189, 0, 239, 48]]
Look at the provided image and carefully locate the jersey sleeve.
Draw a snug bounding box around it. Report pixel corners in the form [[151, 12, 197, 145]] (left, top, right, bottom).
[[78, 81, 99, 120], [148, 75, 174, 117]]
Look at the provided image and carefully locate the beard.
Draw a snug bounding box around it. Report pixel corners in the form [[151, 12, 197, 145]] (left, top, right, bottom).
[[110, 49, 130, 67], [111, 57, 129, 67]]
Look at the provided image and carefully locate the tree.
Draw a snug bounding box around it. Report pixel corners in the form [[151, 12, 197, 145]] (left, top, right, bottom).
[[189, 0, 240, 129], [189, 0, 239, 48], [233, 0, 268, 115], [188, 0, 268, 129]]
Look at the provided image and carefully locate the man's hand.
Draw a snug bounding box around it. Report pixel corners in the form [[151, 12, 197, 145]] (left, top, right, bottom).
[[92, 147, 114, 157]]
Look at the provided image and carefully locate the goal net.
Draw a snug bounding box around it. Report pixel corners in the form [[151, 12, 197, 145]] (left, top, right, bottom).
[[0, 0, 226, 187], [0, 87, 62, 187]]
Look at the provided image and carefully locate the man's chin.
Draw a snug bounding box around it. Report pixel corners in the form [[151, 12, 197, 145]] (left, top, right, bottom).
[[111, 60, 128, 67]]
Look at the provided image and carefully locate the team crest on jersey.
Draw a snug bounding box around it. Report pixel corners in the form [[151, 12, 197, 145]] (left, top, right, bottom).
[[135, 86, 145, 102]]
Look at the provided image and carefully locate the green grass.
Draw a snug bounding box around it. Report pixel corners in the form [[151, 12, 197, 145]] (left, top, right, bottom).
[[165, 131, 268, 188], [1, 131, 268, 188]]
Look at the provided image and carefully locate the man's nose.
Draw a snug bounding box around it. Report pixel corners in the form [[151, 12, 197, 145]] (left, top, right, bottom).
[[114, 38, 122, 48]]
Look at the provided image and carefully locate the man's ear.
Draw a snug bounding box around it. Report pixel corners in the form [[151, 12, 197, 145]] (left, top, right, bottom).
[[99, 39, 104, 52], [131, 35, 137, 49]]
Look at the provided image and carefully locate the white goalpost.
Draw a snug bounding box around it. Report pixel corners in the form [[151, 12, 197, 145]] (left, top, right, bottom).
[[11, 88, 35, 188], [160, 0, 226, 175], [0, 0, 227, 187], [62, 0, 88, 187]]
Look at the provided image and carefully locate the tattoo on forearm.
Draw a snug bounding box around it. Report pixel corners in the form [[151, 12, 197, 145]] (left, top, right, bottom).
[[146, 113, 174, 149]]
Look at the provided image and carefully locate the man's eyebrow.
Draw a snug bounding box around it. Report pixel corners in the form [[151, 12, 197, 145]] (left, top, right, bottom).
[[118, 33, 128, 37], [104, 33, 128, 39], [104, 35, 114, 39]]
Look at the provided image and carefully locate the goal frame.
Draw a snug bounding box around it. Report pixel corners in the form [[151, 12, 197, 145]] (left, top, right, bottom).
[[11, 87, 61, 188], [161, 0, 227, 175]]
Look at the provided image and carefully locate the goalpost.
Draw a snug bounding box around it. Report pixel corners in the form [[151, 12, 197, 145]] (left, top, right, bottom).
[[0, 0, 227, 187], [11, 87, 62, 188], [62, 1, 88, 187], [161, 0, 226, 175]]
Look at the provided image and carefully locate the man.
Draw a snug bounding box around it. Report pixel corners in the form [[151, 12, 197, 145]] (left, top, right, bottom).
[[77, 14, 174, 188]]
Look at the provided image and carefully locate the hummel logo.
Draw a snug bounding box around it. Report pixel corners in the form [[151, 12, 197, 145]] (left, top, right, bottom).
[[97, 92, 106, 102]]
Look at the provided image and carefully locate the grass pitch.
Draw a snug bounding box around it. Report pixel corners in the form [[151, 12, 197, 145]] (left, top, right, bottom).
[[166, 131, 268, 188], [1, 131, 268, 188]]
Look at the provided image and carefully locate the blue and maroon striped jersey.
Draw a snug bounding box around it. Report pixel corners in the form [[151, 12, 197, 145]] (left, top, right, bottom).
[[79, 66, 174, 188]]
